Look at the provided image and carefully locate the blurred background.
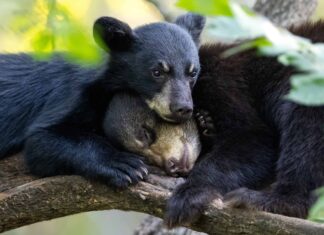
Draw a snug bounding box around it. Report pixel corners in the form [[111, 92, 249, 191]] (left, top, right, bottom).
[[1, 0, 324, 234]]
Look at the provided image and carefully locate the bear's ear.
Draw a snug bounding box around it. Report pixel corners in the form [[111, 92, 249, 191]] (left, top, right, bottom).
[[93, 17, 136, 52], [175, 13, 206, 46]]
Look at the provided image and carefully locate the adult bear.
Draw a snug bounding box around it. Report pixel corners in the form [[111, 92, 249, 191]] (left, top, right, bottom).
[[0, 14, 205, 188], [166, 21, 324, 227]]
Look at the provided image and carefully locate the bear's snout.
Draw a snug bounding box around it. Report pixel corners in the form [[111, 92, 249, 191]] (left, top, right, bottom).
[[169, 101, 193, 122]]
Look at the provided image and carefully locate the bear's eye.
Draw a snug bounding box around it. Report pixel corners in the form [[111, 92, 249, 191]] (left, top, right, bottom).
[[139, 125, 156, 146], [152, 69, 162, 78], [189, 70, 197, 78]]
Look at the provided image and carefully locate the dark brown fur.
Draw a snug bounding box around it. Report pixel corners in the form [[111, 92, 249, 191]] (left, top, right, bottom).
[[165, 21, 324, 227]]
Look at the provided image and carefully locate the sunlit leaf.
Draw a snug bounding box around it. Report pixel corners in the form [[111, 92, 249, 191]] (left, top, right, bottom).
[[222, 37, 271, 57], [31, 29, 54, 51], [176, 0, 233, 16], [6, 0, 103, 65], [63, 23, 102, 65], [286, 73, 324, 106], [9, 15, 38, 33], [308, 188, 324, 222]]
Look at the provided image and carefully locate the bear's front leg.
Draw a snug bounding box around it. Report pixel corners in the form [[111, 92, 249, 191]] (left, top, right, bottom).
[[165, 170, 222, 228], [24, 124, 148, 188], [225, 104, 324, 218], [165, 126, 277, 228], [225, 102, 324, 218], [224, 187, 313, 218]]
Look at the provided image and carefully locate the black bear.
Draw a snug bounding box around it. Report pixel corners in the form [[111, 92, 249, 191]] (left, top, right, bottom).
[[165, 21, 324, 227], [103, 92, 201, 176], [0, 14, 205, 188]]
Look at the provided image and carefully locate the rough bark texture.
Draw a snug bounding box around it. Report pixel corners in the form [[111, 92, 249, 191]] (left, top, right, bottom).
[[1, 154, 324, 235], [253, 0, 318, 27], [134, 216, 206, 235]]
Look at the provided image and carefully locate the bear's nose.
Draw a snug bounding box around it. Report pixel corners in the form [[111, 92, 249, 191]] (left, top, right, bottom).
[[169, 103, 193, 122], [165, 154, 190, 176]]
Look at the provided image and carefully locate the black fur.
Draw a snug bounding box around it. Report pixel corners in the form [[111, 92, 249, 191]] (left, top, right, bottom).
[[175, 13, 206, 46], [93, 16, 136, 52], [165, 21, 324, 227], [0, 14, 205, 188]]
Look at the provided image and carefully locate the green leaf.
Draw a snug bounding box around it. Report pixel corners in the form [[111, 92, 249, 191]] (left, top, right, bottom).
[[206, 4, 276, 41], [7, 0, 103, 65], [176, 0, 233, 16], [37, 2, 102, 65], [31, 29, 54, 52], [63, 23, 102, 66], [309, 188, 324, 222], [9, 14, 38, 33], [286, 73, 324, 106], [30, 29, 55, 60], [223, 37, 271, 57]]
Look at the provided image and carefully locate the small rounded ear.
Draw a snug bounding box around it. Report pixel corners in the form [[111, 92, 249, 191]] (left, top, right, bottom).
[[93, 16, 136, 52], [175, 13, 206, 46]]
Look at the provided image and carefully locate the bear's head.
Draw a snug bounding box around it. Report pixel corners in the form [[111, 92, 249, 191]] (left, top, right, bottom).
[[103, 92, 201, 176], [93, 13, 205, 123]]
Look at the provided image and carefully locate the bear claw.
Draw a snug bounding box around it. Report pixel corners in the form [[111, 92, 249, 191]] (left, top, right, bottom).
[[195, 109, 215, 136]]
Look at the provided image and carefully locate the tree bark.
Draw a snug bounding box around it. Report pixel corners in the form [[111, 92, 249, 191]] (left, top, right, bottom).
[[134, 216, 206, 235], [253, 0, 318, 27], [1, 154, 324, 235]]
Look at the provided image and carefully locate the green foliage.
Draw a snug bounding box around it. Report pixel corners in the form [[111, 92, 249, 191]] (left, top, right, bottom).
[[177, 0, 324, 106], [287, 73, 324, 105], [308, 188, 324, 222], [176, 0, 233, 16], [9, 0, 102, 65]]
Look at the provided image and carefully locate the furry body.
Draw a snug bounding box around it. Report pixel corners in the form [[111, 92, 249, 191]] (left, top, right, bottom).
[[0, 14, 205, 188], [166, 21, 324, 227]]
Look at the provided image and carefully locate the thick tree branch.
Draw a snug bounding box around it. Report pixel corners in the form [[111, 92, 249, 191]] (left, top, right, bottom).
[[134, 216, 206, 235], [1, 155, 324, 235]]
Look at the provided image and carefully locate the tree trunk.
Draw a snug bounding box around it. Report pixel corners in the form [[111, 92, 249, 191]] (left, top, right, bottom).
[[253, 0, 318, 27]]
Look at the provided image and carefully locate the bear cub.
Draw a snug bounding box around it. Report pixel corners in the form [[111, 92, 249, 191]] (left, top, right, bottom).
[[103, 92, 201, 176], [0, 14, 205, 188]]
